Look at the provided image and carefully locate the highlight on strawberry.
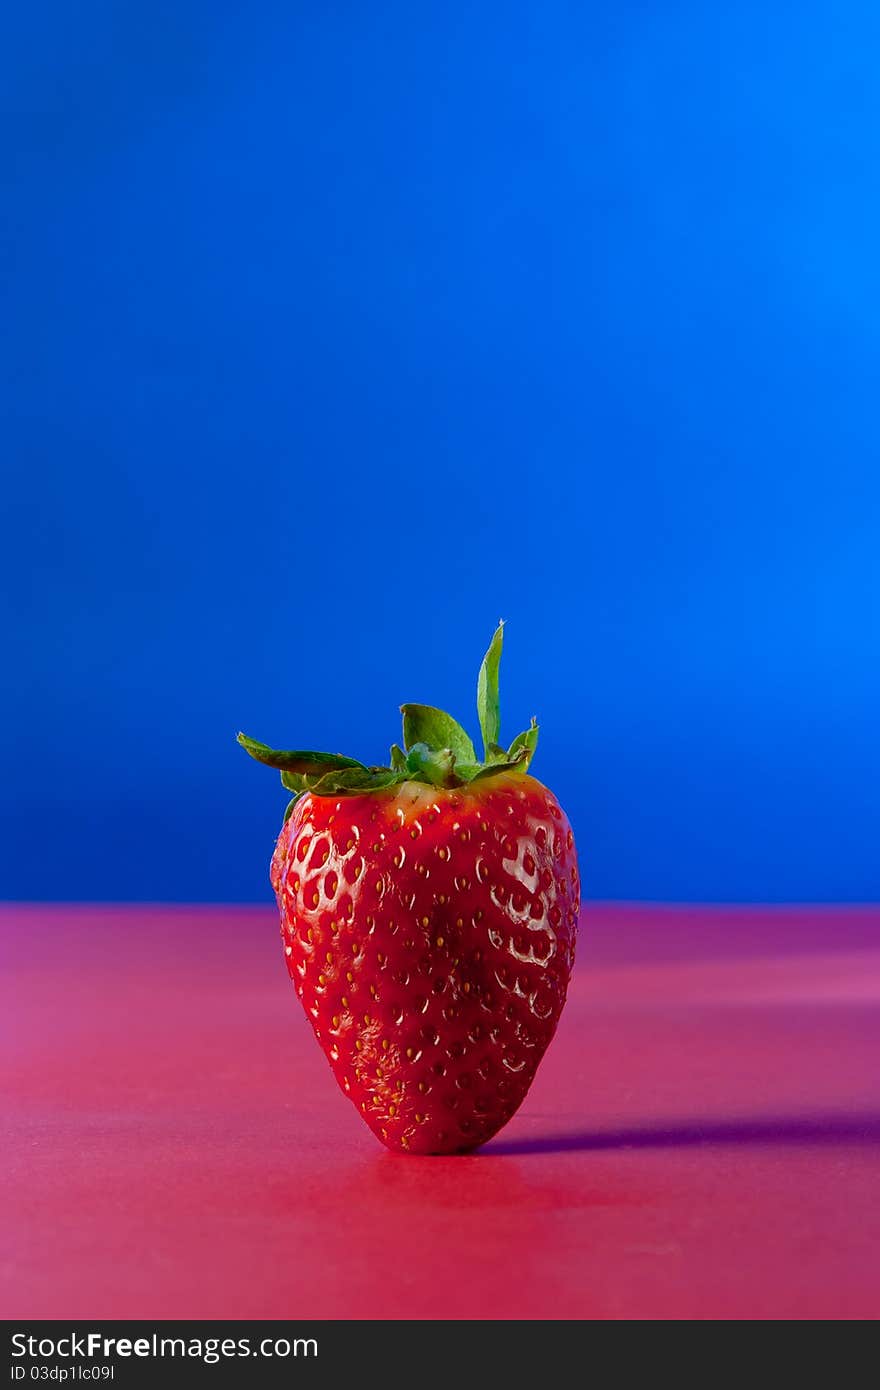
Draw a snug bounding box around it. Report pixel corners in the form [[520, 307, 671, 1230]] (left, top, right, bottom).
[[238, 623, 580, 1154]]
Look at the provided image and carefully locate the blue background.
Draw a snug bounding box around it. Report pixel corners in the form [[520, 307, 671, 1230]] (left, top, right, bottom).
[[3, 3, 879, 903]]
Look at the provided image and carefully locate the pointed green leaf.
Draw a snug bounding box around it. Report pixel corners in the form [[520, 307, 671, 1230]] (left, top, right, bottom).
[[389, 743, 408, 773], [306, 766, 402, 797], [508, 717, 539, 770], [400, 704, 476, 763], [237, 733, 366, 776], [476, 621, 504, 759], [469, 746, 530, 781], [280, 770, 308, 793]]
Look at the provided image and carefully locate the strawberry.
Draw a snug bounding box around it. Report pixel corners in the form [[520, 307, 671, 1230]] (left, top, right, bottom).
[[239, 624, 579, 1154]]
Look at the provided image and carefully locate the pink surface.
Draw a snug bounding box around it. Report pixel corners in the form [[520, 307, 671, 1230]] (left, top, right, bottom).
[[3, 902, 879, 1320]]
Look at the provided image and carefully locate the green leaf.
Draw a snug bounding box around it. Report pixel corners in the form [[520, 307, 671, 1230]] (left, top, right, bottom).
[[469, 746, 530, 781], [283, 796, 301, 823], [389, 743, 408, 773], [306, 766, 402, 797], [405, 742, 458, 787], [476, 621, 504, 759], [450, 762, 481, 781], [508, 717, 539, 770], [400, 704, 476, 763], [280, 770, 308, 793], [237, 734, 366, 776]]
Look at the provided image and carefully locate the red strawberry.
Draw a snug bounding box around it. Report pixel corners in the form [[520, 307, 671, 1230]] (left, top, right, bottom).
[[239, 624, 579, 1154]]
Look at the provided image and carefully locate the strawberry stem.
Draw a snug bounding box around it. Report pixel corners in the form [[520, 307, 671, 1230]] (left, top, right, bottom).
[[238, 625, 540, 805]]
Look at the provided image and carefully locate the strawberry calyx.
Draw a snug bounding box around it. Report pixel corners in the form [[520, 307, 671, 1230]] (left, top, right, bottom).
[[237, 622, 539, 814]]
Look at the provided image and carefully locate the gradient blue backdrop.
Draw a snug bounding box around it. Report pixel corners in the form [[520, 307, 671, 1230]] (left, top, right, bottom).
[[3, 3, 879, 903]]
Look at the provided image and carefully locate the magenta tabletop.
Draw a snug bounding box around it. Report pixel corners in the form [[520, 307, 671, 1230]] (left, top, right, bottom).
[[3, 903, 879, 1320]]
